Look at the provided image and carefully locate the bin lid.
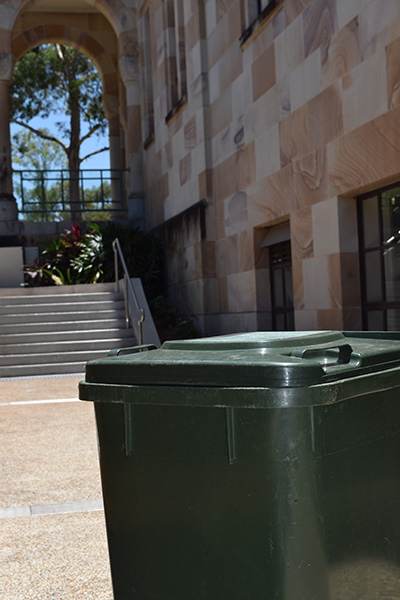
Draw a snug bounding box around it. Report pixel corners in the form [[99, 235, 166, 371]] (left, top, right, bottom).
[[83, 330, 400, 389]]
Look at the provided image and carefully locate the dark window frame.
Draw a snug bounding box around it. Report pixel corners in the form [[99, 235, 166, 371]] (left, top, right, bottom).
[[141, 10, 155, 148], [164, 0, 187, 124], [269, 239, 294, 331], [357, 181, 400, 330], [240, 0, 280, 45]]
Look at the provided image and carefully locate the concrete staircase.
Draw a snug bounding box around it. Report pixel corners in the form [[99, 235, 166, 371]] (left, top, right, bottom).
[[0, 283, 137, 378]]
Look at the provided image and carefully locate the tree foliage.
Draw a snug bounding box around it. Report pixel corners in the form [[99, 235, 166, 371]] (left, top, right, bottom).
[[12, 129, 66, 221], [12, 128, 67, 171], [11, 44, 108, 168]]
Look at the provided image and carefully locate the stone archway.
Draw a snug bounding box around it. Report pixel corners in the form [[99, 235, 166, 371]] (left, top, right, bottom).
[[0, 0, 143, 227]]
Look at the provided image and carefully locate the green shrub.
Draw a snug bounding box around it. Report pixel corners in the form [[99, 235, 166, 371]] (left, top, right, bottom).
[[150, 295, 199, 342], [99, 222, 164, 299], [24, 221, 198, 340], [24, 222, 103, 286]]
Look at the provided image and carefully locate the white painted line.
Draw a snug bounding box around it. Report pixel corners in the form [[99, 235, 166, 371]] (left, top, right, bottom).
[[0, 499, 104, 520], [0, 505, 31, 519], [31, 499, 104, 516], [0, 398, 80, 406]]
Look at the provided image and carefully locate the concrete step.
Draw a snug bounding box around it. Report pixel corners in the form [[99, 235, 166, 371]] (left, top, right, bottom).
[[0, 282, 144, 378], [0, 344, 134, 367], [0, 336, 136, 356], [0, 318, 127, 335], [0, 362, 88, 377], [0, 299, 125, 315], [0, 327, 133, 345], [0, 309, 126, 325], [0, 291, 122, 305], [0, 282, 116, 297]]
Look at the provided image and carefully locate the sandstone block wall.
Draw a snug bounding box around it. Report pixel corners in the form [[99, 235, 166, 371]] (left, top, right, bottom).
[[139, 0, 400, 334], [1, 0, 399, 335]]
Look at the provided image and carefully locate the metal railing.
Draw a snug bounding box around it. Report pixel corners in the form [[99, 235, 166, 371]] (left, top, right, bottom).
[[13, 168, 129, 221], [112, 238, 145, 345]]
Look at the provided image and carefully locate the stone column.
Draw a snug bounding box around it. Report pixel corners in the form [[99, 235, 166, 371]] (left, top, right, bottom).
[[108, 113, 124, 217], [0, 79, 18, 223], [120, 52, 145, 228], [109, 115, 122, 170]]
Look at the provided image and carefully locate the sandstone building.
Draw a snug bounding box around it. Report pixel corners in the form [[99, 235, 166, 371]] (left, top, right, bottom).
[[0, 0, 399, 335]]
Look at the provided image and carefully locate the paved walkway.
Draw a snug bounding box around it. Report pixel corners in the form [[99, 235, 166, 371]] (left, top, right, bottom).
[[0, 375, 113, 599]]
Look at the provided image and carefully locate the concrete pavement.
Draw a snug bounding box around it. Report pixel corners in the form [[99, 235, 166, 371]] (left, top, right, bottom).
[[0, 375, 113, 599]]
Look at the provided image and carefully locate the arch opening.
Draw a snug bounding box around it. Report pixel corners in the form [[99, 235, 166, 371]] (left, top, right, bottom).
[[11, 42, 119, 221], [8, 1, 129, 222], [0, 0, 143, 232]]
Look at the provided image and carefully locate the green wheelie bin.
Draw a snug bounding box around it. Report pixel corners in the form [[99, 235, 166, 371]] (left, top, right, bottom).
[[79, 331, 400, 600]]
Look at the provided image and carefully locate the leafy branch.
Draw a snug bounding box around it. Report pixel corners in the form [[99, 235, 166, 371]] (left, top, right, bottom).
[[11, 118, 68, 153]]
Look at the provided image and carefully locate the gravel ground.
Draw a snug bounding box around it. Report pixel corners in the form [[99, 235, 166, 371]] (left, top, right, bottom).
[[0, 376, 113, 599]]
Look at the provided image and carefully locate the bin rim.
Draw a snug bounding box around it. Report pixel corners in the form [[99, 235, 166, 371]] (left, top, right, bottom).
[[79, 363, 400, 409]]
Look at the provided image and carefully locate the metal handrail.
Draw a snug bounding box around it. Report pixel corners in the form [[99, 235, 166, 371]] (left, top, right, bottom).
[[112, 238, 145, 345]]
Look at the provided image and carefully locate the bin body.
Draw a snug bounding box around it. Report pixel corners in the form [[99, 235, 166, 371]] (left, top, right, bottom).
[[80, 331, 400, 600]]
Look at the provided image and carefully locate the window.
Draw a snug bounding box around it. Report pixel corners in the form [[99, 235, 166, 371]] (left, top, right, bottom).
[[270, 240, 294, 331], [358, 182, 400, 330], [140, 11, 154, 146], [240, 0, 281, 44], [164, 0, 187, 122]]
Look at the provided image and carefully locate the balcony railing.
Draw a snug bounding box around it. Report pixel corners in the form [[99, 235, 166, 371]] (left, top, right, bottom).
[[12, 168, 129, 221]]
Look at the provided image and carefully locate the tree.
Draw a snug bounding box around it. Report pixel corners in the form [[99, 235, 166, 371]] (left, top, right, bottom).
[[12, 128, 67, 171], [12, 129, 68, 221], [11, 44, 109, 218]]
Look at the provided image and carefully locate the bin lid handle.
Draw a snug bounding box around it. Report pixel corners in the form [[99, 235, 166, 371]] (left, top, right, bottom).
[[108, 344, 158, 357], [290, 344, 359, 366]]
